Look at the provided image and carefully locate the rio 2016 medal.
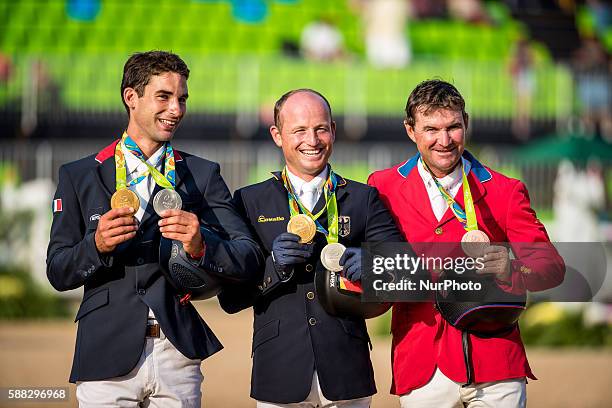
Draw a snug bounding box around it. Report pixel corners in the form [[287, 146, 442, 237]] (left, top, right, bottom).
[[320, 242, 346, 272], [287, 214, 316, 244], [110, 189, 140, 216], [461, 229, 490, 258], [153, 189, 182, 216]]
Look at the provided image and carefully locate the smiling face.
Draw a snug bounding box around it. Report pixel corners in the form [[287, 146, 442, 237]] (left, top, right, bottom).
[[405, 107, 468, 178], [124, 71, 188, 155], [270, 91, 335, 181]]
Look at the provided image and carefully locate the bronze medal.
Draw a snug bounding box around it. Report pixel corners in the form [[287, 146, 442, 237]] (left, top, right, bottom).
[[461, 229, 490, 258]]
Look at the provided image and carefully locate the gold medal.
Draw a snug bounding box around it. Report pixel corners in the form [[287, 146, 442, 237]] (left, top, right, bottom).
[[461, 229, 490, 258], [287, 214, 317, 244], [110, 189, 140, 216]]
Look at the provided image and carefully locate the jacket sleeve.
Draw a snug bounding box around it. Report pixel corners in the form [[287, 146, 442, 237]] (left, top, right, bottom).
[[46, 165, 112, 292], [498, 181, 565, 294], [364, 186, 405, 243], [197, 163, 264, 283], [216, 187, 264, 313]]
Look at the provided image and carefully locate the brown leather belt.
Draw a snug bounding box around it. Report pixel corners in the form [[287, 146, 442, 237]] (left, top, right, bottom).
[[146, 323, 160, 338]]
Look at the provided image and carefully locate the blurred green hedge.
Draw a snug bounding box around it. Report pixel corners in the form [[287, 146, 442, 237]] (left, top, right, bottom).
[[0, 266, 70, 319]]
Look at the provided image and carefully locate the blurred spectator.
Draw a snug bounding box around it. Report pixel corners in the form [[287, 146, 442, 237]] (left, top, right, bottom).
[[586, 0, 610, 38], [300, 17, 345, 62], [554, 159, 605, 242], [352, 0, 412, 69], [410, 0, 447, 19], [447, 0, 491, 24], [508, 38, 536, 140], [573, 37, 612, 140], [0, 53, 12, 84], [503, 0, 562, 12], [21, 60, 63, 137]]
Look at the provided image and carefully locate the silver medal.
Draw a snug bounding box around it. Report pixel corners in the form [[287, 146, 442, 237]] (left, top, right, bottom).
[[153, 189, 182, 216], [320, 243, 346, 272]]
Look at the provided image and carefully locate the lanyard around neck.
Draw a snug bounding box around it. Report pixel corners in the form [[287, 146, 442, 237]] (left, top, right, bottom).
[[114, 131, 175, 191], [281, 167, 340, 243], [423, 160, 478, 231]]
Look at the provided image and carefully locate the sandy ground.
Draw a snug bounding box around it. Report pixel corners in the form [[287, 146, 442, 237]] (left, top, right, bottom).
[[0, 302, 611, 408]]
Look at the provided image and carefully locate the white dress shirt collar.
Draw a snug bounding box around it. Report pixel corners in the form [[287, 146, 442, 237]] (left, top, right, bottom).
[[416, 156, 472, 221], [286, 166, 328, 212], [286, 166, 328, 196]]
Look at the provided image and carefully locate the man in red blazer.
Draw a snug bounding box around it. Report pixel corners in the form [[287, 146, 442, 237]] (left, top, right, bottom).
[[368, 79, 565, 407]]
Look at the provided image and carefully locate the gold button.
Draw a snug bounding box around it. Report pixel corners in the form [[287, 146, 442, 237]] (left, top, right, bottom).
[[434, 227, 443, 235], [305, 264, 314, 272], [266, 276, 271, 283], [308, 317, 317, 326], [306, 291, 315, 300]]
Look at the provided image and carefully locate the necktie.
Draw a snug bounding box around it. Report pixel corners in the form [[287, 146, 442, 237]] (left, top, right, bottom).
[[301, 184, 318, 212]]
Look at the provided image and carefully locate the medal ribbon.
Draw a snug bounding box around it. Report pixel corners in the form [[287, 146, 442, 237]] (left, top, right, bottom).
[[114, 131, 176, 190], [423, 160, 478, 231], [281, 166, 339, 244]]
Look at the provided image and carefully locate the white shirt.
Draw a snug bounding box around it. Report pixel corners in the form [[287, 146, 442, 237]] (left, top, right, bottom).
[[286, 167, 328, 212], [122, 141, 166, 320], [122, 142, 166, 222], [416, 157, 471, 221]]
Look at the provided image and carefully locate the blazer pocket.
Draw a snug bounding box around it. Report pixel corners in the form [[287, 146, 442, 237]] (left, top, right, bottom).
[[74, 288, 109, 322], [339, 318, 370, 343], [251, 319, 280, 354]]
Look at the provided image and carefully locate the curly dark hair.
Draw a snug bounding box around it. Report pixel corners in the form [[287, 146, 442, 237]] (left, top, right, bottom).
[[120, 51, 190, 114], [404, 79, 467, 127]]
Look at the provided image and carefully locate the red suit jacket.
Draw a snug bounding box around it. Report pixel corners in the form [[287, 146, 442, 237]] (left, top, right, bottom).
[[368, 151, 565, 395]]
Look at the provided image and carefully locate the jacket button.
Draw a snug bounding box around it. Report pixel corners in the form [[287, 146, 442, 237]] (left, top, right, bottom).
[[137, 289, 146, 295], [305, 264, 314, 272], [434, 227, 443, 235], [266, 276, 272, 283], [308, 317, 317, 326], [137, 257, 145, 265], [306, 291, 315, 300]]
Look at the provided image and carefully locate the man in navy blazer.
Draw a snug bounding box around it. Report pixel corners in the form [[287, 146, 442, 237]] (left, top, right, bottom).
[[219, 89, 404, 407], [46, 51, 262, 407]]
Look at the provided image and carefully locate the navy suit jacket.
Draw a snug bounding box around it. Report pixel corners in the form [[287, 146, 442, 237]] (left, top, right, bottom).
[[218, 172, 404, 403], [47, 139, 263, 383]]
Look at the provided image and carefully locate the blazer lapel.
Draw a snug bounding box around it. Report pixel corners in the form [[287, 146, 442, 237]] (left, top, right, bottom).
[[173, 151, 186, 193], [401, 169, 439, 227], [95, 156, 117, 200]]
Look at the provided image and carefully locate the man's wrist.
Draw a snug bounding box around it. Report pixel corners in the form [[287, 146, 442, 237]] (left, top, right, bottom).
[[496, 265, 512, 285], [188, 242, 206, 260]]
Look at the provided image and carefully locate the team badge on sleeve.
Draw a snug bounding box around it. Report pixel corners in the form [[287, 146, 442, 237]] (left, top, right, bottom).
[[53, 198, 63, 213]]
